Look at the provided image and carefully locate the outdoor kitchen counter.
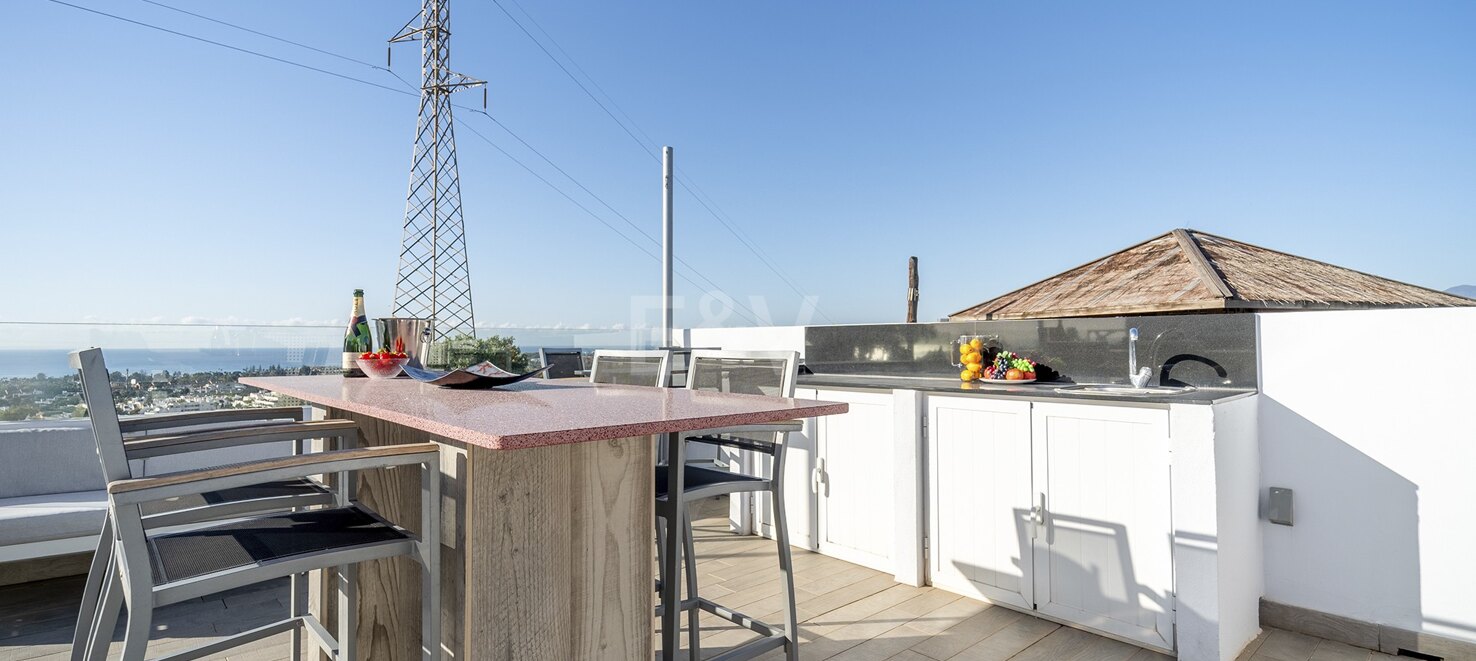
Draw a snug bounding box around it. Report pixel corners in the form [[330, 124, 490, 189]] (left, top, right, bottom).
[[798, 373, 1256, 405], [240, 375, 848, 661]]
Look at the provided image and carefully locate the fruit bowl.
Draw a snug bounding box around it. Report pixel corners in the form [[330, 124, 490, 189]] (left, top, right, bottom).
[[357, 355, 409, 379], [979, 376, 1037, 384], [957, 343, 1039, 383]]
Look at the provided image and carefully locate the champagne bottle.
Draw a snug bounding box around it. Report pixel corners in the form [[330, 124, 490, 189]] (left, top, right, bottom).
[[342, 289, 373, 378]]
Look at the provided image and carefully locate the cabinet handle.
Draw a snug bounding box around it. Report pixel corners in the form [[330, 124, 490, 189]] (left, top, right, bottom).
[[1029, 493, 1046, 539], [811, 457, 826, 494]]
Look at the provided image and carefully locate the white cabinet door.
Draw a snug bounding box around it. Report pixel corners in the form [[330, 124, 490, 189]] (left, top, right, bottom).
[[927, 395, 1035, 611], [812, 388, 895, 573], [751, 388, 820, 551], [1031, 402, 1175, 652]]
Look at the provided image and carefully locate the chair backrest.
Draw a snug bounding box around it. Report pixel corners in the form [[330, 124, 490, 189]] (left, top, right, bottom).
[[69, 348, 134, 484], [538, 348, 584, 379], [686, 350, 799, 398], [588, 350, 671, 387]]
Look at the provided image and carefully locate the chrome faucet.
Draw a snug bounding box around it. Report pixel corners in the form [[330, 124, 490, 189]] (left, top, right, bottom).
[[1128, 328, 1152, 388]]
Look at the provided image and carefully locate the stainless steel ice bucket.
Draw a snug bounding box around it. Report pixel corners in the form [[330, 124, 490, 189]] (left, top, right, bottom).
[[374, 317, 434, 368]]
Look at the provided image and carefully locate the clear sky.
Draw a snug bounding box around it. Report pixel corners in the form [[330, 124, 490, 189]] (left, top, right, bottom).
[[4, 1, 1473, 338]]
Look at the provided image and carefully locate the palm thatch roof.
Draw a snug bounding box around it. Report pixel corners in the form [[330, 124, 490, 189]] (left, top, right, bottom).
[[950, 229, 1473, 320]]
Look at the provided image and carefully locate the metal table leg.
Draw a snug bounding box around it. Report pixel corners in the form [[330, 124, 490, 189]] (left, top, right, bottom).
[[660, 431, 686, 661]]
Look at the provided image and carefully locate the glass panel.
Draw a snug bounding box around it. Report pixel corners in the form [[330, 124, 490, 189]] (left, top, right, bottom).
[[591, 356, 665, 387], [688, 357, 789, 397], [539, 351, 585, 378]]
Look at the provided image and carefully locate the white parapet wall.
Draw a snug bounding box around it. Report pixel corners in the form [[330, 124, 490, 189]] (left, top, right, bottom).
[[679, 325, 808, 355], [1257, 307, 1476, 645]]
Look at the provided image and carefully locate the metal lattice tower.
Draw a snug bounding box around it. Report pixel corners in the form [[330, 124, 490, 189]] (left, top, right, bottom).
[[389, 0, 485, 341]]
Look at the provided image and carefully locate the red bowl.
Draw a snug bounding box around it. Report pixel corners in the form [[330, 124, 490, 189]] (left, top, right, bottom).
[[356, 356, 409, 379]]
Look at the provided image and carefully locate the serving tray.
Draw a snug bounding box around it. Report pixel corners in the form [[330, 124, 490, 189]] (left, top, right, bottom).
[[403, 361, 551, 389]]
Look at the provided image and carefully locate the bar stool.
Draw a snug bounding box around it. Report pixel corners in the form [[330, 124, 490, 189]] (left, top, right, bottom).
[[588, 349, 672, 387], [69, 348, 441, 661], [656, 350, 802, 661]]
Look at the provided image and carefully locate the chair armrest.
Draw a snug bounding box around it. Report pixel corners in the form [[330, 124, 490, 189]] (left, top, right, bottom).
[[685, 421, 803, 437], [123, 420, 359, 459], [118, 406, 307, 434], [683, 421, 802, 455], [108, 443, 440, 505]]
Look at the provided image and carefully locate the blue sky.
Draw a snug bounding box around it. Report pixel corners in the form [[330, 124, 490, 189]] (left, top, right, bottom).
[[3, 0, 1473, 337]]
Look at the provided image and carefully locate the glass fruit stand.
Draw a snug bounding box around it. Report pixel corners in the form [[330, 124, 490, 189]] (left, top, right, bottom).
[[952, 334, 1038, 383]]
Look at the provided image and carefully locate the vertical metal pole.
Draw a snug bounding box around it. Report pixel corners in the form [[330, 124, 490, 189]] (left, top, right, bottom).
[[907, 256, 919, 323], [662, 146, 674, 348]]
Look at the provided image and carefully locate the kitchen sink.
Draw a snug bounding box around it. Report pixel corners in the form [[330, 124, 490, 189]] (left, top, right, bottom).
[[1054, 384, 1197, 396]]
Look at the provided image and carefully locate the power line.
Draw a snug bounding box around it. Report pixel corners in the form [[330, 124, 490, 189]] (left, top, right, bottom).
[[125, 0, 762, 324], [138, 0, 386, 72], [451, 117, 761, 324], [488, 0, 659, 163], [502, 0, 662, 149], [486, 0, 836, 322], [45, 0, 763, 325], [465, 107, 767, 321], [46, 0, 412, 98]]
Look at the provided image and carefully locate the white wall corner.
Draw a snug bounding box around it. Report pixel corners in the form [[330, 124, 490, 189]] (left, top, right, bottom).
[[892, 388, 926, 587], [1169, 403, 1225, 661], [1213, 395, 1264, 660]]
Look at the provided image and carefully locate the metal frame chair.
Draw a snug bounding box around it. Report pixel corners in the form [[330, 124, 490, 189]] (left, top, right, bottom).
[[70, 374, 365, 661], [588, 349, 672, 387], [69, 348, 441, 661], [540, 348, 584, 380], [656, 349, 802, 661]]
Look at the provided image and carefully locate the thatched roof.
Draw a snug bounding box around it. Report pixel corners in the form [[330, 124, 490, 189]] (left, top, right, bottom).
[[950, 229, 1474, 320]]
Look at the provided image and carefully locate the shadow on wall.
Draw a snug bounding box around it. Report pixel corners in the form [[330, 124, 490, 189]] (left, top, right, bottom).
[[1259, 396, 1422, 628]]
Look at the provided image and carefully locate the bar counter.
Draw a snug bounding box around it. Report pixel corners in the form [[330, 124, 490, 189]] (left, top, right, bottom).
[[240, 375, 848, 660]]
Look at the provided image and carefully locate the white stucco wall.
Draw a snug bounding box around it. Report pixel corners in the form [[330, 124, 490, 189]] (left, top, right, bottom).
[[1257, 308, 1476, 643]]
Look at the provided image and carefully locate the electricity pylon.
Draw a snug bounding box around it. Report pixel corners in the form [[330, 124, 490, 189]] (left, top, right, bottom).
[[389, 0, 485, 342]]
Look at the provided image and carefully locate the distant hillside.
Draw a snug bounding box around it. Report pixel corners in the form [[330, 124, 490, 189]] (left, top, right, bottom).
[[1447, 285, 1476, 299]]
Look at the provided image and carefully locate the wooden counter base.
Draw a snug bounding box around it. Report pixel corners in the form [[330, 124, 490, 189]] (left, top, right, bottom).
[[314, 406, 654, 661]]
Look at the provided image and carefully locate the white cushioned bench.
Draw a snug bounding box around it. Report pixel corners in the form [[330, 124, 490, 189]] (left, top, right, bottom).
[[0, 415, 305, 563], [0, 421, 108, 562]]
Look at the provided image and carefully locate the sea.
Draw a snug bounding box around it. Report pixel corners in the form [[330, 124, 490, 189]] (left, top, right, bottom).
[[0, 348, 343, 379], [0, 344, 621, 378]]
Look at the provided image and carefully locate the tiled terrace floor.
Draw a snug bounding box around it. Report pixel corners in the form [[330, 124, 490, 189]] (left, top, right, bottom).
[[1, 499, 1391, 661]]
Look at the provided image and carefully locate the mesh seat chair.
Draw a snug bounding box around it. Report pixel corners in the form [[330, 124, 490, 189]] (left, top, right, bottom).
[[70, 356, 363, 661], [537, 347, 585, 379], [69, 348, 441, 661], [656, 350, 803, 661], [588, 349, 671, 387]]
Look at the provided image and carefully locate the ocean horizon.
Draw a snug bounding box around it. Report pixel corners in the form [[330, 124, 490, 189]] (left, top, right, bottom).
[[0, 344, 640, 379], [0, 348, 344, 379]]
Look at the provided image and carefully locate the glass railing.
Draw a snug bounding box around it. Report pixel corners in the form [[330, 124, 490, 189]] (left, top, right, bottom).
[[0, 321, 659, 421]]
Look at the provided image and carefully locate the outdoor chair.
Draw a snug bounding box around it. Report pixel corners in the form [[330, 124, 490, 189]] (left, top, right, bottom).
[[69, 348, 441, 661], [65, 358, 367, 661], [538, 347, 585, 379], [588, 349, 671, 387], [655, 349, 803, 661]]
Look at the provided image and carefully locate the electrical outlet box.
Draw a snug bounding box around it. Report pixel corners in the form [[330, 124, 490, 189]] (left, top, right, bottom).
[[1269, 487, 1294, 526]]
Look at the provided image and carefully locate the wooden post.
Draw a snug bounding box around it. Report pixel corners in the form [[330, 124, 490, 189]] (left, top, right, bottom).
[[906, 256, 919, 323]]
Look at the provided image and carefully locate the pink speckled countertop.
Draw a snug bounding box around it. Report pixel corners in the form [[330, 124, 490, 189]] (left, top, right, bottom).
[[240, 375, 848, 450]]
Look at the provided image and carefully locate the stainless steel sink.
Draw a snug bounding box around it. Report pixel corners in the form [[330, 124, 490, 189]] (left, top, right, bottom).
[[1054, 384, 1196, 396]]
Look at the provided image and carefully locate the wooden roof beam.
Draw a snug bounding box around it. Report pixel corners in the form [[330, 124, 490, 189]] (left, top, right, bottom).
[[1173, 229, 1236, 300]]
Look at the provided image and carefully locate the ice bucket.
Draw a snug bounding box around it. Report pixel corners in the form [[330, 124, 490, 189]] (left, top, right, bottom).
[[374, 317, 434, 368]]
